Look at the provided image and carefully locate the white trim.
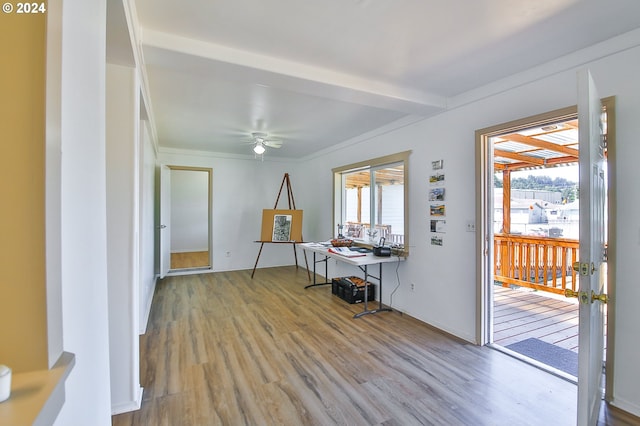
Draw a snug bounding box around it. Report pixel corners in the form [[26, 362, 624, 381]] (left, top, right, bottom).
[[610, 397, 640, 419], [139, 276, 156, 335], [110, 386, 143, 416], [167, 268, 215, 277], [171, 248, 209, 253]]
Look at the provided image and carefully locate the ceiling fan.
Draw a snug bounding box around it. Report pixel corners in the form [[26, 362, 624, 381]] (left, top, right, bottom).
[[249, 132, 282, 155]]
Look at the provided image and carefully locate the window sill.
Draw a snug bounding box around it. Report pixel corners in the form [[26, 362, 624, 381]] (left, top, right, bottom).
[[0, 352, 75, 426]]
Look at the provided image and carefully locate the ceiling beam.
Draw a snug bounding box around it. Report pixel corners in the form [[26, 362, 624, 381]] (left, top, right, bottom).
[[142, 30, 448, 116]]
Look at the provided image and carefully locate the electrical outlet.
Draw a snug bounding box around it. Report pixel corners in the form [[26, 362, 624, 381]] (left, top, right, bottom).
[[410, 282, 415, 291], [466, 220, 476, 232], [225, 251, 231, 257]]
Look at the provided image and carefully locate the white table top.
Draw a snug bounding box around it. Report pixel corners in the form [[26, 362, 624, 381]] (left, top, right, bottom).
[[300, 242, 404, 266]]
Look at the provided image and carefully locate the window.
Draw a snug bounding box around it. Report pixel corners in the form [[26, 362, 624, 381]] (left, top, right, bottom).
[[333, 151, 410, 252]]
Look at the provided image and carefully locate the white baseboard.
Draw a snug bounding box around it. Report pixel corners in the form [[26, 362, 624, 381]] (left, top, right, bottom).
[[611, 396, 640, 419], [139, 276, 157, 334], [170, 248, 208, 253], [111, 386, 143, 415]]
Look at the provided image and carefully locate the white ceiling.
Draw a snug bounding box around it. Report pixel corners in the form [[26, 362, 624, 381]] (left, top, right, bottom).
[[110, 0, 640, 159]]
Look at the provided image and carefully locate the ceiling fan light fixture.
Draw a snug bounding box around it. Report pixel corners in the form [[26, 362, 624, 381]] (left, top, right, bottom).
[[253, 142, 266, 154]]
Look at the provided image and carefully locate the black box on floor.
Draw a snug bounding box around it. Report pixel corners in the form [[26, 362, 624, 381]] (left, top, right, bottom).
[[331, 276, 376, 304]]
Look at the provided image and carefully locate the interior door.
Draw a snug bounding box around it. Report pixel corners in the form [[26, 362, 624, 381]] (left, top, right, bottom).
[[159, 165, 171, 278], [575, 69, 607, 425]]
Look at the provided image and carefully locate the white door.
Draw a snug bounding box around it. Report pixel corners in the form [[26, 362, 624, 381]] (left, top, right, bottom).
[[159, 165, 171, 278], [575, 69, 607, 425]]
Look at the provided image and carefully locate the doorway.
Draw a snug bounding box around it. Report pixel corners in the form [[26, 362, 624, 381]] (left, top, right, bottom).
[[476, 101, 615, 393], [160, 166, 213, 274]]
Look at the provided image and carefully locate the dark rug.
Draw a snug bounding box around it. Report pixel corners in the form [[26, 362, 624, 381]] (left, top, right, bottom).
[[506, 337, 578, 376]]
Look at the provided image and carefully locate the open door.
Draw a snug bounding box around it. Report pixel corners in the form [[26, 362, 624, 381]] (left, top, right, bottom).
[[159, 165, 171, 278], [574, 69, 607, 425]]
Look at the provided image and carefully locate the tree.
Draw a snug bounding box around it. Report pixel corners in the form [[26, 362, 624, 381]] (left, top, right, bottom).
[[494, 171, 577, 201]]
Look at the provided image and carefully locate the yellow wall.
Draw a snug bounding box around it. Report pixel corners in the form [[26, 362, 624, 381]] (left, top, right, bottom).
[[0, 9, 49, 372]]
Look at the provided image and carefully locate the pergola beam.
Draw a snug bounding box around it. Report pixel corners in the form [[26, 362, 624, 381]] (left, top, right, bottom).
[[494, 149, 546, 166], [499, 133, 579, 158]]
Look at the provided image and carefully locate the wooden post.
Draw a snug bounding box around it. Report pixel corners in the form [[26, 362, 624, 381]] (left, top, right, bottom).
[[502, 169, 511, 234]]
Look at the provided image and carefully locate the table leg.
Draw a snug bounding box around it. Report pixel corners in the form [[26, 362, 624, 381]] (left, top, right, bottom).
[[304, 251, 331, 289], [353, 262, 392, 318]]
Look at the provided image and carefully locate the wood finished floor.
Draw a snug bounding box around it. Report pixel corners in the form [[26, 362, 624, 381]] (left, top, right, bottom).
[[171, 251, 210, 269], [112, 266, 636, 426]]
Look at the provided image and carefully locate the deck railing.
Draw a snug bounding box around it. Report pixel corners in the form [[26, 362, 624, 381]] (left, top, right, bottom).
[[494, 233, 579, 295]]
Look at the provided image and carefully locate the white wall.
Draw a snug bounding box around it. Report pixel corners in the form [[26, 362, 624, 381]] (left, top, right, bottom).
[[55, 0, 113, 424], [140, 119, 157, 332], [157, 151, 302, 271], [170, 169, 209, 252], [604, 46, 640, 416], [45, 0, 64, 368], [106, 63, 143, 414], [298, 32, 640, 416]]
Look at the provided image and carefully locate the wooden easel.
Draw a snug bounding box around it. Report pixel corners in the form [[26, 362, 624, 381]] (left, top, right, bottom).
[[251, 173, 310, 279]]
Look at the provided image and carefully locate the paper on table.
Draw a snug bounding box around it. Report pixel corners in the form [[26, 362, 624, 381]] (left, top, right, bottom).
[[305, 242, 331, 248], [328, 247, 366, 257]]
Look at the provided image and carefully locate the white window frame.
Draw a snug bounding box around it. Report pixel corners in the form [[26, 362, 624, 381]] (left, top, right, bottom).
[[332, 151, 410, 253]]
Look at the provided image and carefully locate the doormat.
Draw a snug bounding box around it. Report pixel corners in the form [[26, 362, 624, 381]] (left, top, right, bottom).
[[506, 338, 578, 376]]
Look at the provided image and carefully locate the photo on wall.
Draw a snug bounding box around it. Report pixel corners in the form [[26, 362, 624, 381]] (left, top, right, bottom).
[[429, 172, 445, 185], [429, 187, 445, 202], [430, 203, 446, 217], [431, 159, 444, 170], [430, 219, 446, 233]]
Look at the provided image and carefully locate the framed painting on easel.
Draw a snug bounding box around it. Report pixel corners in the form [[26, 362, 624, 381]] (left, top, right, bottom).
[[260, 209, 303, 242], [272, 214, 292, 241], [252, 173, 309, 279]]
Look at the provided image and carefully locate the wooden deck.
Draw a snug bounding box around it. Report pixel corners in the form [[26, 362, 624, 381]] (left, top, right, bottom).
[[493, 285, 581, 352]]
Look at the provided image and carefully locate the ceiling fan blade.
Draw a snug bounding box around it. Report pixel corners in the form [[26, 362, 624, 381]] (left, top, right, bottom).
[[251, 132, 268, 140], [264, 140, 282, 148]]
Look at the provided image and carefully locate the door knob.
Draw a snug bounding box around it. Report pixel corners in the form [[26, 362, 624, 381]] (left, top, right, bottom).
[[591, 291, 608, 304], [565, 289, 579, 299], [565, 289, 590, 304]]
